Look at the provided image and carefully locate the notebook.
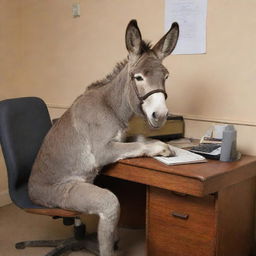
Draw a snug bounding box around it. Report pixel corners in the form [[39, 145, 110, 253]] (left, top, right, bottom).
[[154, 145, 207, 166]]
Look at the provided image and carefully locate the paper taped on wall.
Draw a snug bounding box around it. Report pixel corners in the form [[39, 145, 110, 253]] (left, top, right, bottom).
[[165, 0, 208, 54]]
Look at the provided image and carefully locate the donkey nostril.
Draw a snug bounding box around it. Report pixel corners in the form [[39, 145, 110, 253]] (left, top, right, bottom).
[[152, 112, 157, 120]]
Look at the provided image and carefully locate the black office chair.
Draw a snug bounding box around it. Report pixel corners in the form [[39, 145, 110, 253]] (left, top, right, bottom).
[[0, 97, 99, 256]]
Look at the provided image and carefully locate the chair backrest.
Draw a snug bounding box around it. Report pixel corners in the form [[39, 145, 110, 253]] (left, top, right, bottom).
[[0, 97, 52, 208]]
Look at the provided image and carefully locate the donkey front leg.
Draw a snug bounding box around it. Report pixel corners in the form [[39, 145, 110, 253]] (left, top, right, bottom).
[[100, 140, 174, 165]]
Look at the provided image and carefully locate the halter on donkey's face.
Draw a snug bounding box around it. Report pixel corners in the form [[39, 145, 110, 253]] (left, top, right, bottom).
[[130, 57, 168, 115], [125, 20, 179, 127]]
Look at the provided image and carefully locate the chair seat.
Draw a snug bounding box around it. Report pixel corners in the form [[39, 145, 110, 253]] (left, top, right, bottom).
[[25, 208, 81, 217], [12, 184, 81, 217]]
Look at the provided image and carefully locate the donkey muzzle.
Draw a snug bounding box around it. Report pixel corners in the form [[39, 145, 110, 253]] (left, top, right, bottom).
[[148, 110, 168, 129]]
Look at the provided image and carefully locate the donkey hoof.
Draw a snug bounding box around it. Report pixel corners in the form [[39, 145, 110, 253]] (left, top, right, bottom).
[[161, 148, 175, 157]]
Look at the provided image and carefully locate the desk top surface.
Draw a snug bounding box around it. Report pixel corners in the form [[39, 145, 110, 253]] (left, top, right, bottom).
[[104, 155, 256, 196], [118, 155, 256, 181]]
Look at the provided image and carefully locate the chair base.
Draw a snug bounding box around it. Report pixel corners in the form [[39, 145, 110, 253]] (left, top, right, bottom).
[[15, 233, 100, 256], [14, 217, 118, 255]]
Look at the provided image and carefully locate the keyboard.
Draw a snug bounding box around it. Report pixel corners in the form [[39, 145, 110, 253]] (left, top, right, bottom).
[[154, 145, 207, 166], [190, 143, 221, 159]]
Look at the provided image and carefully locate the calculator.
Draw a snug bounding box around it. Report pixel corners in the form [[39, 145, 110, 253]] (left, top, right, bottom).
[[190, 143, 221, 159]]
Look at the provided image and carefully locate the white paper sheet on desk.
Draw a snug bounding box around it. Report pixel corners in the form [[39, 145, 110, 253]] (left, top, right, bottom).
[[165, 0, 208, 54], [154, 145, 207, 165]]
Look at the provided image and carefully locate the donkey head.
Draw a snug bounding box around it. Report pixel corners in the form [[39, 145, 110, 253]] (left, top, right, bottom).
[[126, 20, 179, 128]]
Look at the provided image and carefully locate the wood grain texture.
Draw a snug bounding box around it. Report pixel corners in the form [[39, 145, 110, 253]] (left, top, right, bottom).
[[215, 177, 256, 256], [103, 162, 204, 196], [147, 187, 216, 256], [119, 156, 256, 181], [103, 156, 256, 196], [102, 156, 256, 256]]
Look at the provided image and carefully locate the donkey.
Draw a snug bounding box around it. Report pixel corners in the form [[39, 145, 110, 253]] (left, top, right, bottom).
[[28, 20, 179, 256]]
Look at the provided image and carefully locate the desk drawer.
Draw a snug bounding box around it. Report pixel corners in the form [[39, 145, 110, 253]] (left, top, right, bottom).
[[147, 187, 216, 256]]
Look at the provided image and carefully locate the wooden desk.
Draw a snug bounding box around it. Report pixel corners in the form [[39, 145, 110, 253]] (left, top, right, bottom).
[[101, 156, 256, 256]]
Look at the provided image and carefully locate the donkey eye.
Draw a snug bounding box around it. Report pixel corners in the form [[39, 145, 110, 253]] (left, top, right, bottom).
[[165, 74, 169, 80], [134, 75, 144, 81]]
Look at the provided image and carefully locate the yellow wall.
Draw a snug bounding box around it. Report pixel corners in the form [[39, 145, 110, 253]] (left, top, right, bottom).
[[1, 0, 256, 206], [0, 0, 22, 205], [0, 0, 21, 99]]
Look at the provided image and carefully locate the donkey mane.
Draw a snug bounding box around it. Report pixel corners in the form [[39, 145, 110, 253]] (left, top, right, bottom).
[[87, 40, 152, 90]]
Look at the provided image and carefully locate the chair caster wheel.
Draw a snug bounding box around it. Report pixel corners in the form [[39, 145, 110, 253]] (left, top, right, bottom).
[[114, 240, 119, 251]]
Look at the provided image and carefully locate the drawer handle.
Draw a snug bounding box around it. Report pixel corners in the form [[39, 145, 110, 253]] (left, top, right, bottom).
[[171, 211, 189, 220], [172, 191, 188, 197]]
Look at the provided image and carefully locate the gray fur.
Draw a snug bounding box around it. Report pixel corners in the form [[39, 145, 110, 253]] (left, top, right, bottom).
[[28, 19, 179, 256]]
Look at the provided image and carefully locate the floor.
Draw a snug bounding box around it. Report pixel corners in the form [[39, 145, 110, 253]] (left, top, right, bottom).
[[0, 204, 145, 256]]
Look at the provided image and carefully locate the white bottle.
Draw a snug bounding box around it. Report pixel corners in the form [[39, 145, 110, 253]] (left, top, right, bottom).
[[220, 125, 237, 162]]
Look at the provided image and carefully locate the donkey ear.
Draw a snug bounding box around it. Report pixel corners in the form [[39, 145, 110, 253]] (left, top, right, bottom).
[[125, 20, 142, 56], [152, 22, 179, 60]]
